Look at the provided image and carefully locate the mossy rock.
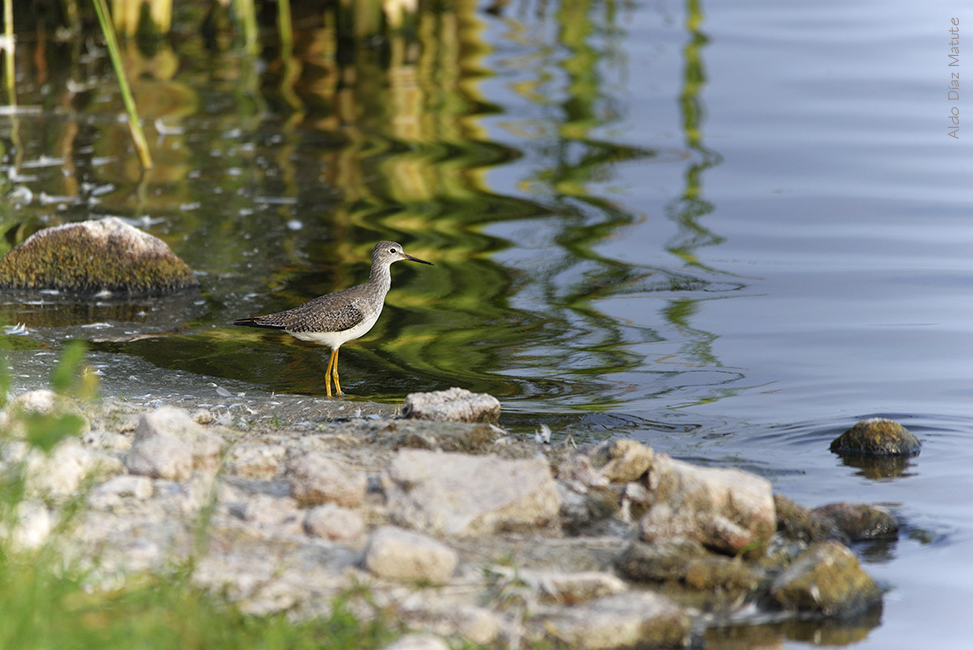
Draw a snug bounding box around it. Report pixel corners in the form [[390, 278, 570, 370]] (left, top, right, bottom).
[[0, 217, 197, 295], [830, 418, 921, 457], [770, 541, 882, 618]]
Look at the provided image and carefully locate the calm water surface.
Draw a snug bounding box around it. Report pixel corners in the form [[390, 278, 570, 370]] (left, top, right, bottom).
[[1, 0, 971, 647]]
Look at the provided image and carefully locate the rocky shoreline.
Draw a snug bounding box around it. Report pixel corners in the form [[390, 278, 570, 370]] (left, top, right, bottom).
[[0, 387, 896, 649]]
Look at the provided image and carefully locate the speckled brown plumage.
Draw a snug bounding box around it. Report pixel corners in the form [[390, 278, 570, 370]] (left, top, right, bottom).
[[233, 241, 433, 397], [234, 287, 368, 334]]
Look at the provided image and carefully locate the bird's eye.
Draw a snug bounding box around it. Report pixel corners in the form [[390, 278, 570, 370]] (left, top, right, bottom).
[[390, 248, 397, 253]]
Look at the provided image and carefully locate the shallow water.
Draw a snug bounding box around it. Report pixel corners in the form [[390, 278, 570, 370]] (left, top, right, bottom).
[[1, 0, 972, 646]]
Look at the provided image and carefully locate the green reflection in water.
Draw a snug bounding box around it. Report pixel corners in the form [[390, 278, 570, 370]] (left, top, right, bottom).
[[0, 0, 737, 413]]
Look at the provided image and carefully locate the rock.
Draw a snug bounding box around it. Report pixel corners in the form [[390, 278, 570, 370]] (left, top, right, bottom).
[[528, 570, 628, 604], [398, 604, 502, 646], [0, 389, 90, 440], [83, 429, 132, 451], [539, 591, 691, 650], [616, 539, 763, 594], [775, 496, 899, 543], [0, 217, 197, 294], [376, 421, 503, 453], [88, 475, 154, 508], [559, 440, 654, 486], [240, 494, 304, 535], [125, 407, 224, 481], [638, 454, 775, 556], [770, 541, 882, 617], [225, 443, 286, 479], [4, 500, 53, 550], [304, 503, 366, 542], [381, 634, 451, 650], [24, 438, 123, 497], [365, 526, 459, 584], [191, 409, 214, 425], [286, 452, 367, 508], [810, 503, 899, 541], [383, 449, 561, 536], [439, 606, 501, 645], [557, 481, 623, 535], [830, 418, 921, 457], [402, 388, 501, 424]]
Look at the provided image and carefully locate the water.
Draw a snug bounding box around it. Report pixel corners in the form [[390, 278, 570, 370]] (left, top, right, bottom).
[[1, 0, 972, 647]]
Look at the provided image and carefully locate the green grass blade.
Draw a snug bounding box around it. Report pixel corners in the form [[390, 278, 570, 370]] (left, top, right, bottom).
[[91, 0, 153, 170]]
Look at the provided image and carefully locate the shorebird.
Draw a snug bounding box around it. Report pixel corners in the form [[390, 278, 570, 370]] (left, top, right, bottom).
[[234, 241, 433, 397]]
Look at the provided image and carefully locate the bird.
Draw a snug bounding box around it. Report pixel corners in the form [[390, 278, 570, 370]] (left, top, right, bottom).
[[234, 241, 433, 397]]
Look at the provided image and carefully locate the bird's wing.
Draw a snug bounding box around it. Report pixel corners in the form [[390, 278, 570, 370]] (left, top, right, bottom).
[[235, 288, 367, 334]]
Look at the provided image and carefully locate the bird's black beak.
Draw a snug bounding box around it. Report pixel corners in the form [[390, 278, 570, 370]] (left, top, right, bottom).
[[405, 253, 433, 266]]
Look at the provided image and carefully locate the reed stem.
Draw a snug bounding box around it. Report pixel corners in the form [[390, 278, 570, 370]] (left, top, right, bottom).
[[92, 0, 153, 170]]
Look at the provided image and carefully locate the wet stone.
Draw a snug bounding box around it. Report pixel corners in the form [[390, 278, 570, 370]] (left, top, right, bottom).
[[810, 503, 899, 542], [639, 454, 776, 556], [830, 417, 921, 457], [770, 541, 882, 618]]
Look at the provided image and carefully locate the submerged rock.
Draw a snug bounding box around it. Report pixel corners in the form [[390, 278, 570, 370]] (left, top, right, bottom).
[[639, 454, 776, 556], [0, 217, 197, 295], [616, 539, 763, 594], [383, 449, 561, 536], [770, 541, 882, 617], [402, 388, 501, 424], [810, 503, 899, 542], [830, 418, 921, 457]]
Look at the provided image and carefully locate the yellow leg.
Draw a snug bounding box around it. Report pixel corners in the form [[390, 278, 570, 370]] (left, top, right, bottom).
[[332, 346, 344, 396], [324, 347, 337, 397]]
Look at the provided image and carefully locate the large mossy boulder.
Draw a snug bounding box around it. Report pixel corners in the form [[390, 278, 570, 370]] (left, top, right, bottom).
[[0, 217, 197, 295]]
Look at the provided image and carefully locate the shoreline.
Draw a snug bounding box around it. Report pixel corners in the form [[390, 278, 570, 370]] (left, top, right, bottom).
[[0, 387, 892, 649]]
